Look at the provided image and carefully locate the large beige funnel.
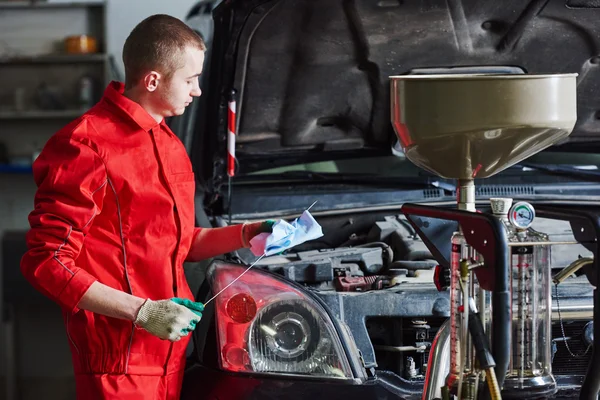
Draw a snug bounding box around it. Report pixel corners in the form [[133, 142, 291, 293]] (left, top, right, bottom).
[[390, 74, 578, 180]]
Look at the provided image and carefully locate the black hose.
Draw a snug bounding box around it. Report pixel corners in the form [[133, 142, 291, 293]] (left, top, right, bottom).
[[492, 288, 511, 389], [388, 260, 437, 270], [484, 217, 511, 399], [405, 250, 435, 261], [468, 302, 495, 370], [355, 242, 394, 265]]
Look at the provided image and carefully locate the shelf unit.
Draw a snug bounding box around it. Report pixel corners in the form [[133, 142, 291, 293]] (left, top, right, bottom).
[[0, 0, 109, 173], [0, 0, 109, 105]]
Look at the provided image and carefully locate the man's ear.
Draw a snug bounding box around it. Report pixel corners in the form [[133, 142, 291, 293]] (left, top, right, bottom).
[[143, 71, 161, 92]]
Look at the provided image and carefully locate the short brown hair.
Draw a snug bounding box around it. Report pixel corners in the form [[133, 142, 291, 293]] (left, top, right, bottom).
[[122, 14, 206, 87]]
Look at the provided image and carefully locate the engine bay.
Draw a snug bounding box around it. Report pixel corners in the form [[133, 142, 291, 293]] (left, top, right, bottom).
[[248, 212, 441, 292], [238, 210, 589, 294], [227, 209, 595, 385]]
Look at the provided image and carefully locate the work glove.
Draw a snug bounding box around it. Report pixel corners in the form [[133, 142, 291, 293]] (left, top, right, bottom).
[[242, 220, 276, 247], [171, 297, 204, 316], [134, 298, 203, 342]]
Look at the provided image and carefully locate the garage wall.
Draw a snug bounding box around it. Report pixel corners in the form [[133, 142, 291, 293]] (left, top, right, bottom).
[[106, 0, 195, 80], [0, 1, 199, 397]]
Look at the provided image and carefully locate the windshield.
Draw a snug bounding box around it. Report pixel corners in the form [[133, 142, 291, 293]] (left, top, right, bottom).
[[248, 149, 600, 182]]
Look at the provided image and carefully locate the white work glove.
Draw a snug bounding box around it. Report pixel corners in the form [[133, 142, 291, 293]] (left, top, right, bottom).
[[134, 299, 202, 342]]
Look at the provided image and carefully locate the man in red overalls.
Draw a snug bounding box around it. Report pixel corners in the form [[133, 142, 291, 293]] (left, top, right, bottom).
[[20, 14, 271, 399]]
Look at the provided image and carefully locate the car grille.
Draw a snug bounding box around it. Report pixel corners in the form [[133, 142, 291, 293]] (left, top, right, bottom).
[[551, 320, 592, 376]]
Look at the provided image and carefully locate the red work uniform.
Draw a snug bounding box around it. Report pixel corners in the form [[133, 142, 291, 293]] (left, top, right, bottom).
[[21, 81, 244, 399]]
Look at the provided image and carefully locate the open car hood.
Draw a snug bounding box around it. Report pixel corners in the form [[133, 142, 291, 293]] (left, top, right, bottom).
[[193, 0, 600, 194]]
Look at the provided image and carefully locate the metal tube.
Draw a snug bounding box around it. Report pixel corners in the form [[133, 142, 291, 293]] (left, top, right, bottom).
[[373, 345, 426, 352], [517, 254, 526, 378], [551, 304, 592, 320], [553, 257, 593, 285], [421, 319, 451, 400], [457, 179, 476, 212], [478, 286, 486, 329], [508, 241, 580, 246], [468, 271, 477, 373]]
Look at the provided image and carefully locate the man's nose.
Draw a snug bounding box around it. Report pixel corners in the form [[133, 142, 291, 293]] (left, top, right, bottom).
[[191, 82, 202, 97]]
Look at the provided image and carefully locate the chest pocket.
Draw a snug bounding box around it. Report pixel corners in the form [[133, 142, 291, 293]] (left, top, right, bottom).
[[167, 172, 195, 223], [169, 154, 193, 175], [164, 135, 193, 175]]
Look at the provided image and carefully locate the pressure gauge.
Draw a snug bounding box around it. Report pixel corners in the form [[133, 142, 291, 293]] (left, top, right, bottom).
[[509, 201, 535, 230]]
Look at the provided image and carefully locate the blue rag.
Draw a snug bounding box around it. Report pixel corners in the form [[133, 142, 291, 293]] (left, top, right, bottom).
[[249, 210, 323, 256]]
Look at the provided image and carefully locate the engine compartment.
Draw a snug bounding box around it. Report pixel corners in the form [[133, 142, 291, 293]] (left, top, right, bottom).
[[247, 212, 442, 292], [226, 208, 595, 387], [237, 209, 592, 293]]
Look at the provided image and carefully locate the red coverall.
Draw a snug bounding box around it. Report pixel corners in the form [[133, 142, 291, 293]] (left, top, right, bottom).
[[21, 81, 244, 399]]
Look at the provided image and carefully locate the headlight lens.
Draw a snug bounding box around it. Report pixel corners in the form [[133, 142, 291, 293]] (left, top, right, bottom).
[[209, 262, 353, 379]]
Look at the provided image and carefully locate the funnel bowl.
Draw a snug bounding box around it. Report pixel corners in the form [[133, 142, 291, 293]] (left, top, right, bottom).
[[390, 74, 578, 180]]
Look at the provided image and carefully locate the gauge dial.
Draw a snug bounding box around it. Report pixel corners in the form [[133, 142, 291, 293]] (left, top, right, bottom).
[[509, 202, 535, 230]]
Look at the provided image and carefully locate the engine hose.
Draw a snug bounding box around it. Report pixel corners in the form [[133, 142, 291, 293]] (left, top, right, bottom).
[[355, 242, 394, 265], [405, 250, 435, 261], [388, 260, 437, 270]]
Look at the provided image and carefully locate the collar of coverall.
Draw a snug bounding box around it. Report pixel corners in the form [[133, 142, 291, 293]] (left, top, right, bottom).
[[103, 81, 169, 133]]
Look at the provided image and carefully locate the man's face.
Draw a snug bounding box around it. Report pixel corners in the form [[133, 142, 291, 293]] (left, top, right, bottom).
[[154, 46, 205, 117]]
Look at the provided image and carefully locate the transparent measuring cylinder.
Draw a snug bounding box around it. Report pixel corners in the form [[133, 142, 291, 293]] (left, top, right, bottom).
[[447, 229, 488, 392], [490, 198, 554, 391], [507, 228, 553, 383]]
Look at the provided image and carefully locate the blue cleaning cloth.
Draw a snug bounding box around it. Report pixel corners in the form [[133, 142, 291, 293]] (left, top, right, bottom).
[[250, 210, 323, 256]]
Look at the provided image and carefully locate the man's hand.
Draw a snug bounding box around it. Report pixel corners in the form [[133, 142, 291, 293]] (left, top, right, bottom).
[[76, 284, 204, 342], [134, 299, 201, 342], [171, 297, 204, 316], [242, 220, 276, 247]]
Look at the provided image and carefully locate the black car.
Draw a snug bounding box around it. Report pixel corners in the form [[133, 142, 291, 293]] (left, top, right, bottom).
[[173, 1, 600, 399]]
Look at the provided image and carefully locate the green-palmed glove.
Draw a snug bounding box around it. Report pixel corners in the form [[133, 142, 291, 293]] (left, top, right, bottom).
[[134, 298, 202, 342], [171, 297, 205, 316]]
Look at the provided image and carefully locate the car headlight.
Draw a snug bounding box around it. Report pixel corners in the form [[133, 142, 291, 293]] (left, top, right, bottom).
[[208, 261, 354, 380]]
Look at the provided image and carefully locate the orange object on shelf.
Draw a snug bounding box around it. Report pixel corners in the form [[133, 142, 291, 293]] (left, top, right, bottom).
[[64, 35, 97, 54]]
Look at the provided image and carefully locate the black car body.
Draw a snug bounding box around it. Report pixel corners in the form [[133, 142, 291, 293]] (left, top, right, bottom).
[[175, 1, 600, 399]]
